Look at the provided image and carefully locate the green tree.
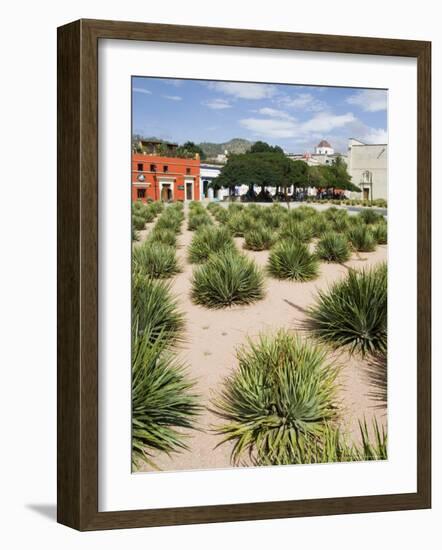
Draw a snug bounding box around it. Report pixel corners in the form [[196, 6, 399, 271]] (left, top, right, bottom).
[[248, 141, 284, 155], [178, 141, 206, 160]]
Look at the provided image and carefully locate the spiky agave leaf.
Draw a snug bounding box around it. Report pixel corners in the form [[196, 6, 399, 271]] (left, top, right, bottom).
[[148, 227, 177, 248], [191, 249, 265, 308], [316, 232, 351, 263], [132, 274, 185, 347], [132, 241, 181, 279], [243, 224, 275, 251], [188, 225, 235, 264], [279, 219, 314, 243], [307, 262, 387, 356], [187, 212, 213, 231], [213, 330, 339, 466], [372, 221, 388, 244], [132, 329, 200, 468], [347, 224, 376, 252], [268, 241, 319, 281]]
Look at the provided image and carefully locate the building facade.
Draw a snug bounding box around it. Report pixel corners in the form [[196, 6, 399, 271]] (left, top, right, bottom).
[[131, 154, 201, 202], [200, 163, 222, 199], [346, 138, 388, 200]]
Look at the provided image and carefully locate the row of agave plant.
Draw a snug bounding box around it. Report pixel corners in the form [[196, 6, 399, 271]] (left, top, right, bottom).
[[132, 199, 164, 240], [192, 202, 387, 465], [131, 202, 202, 468], [131, 200, 388, 468]]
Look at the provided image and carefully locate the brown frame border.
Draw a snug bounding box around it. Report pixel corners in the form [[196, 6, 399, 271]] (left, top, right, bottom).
[[57, 19, 431, 531]]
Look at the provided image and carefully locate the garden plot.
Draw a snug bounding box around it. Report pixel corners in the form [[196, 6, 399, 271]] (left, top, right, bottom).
[[133, 201, 388, 472]]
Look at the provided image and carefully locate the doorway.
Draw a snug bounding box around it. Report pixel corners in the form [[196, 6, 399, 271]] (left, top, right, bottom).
[[185, 181, 193, 201], [161, 184, 172, 201], [363, 188, 370, 200]]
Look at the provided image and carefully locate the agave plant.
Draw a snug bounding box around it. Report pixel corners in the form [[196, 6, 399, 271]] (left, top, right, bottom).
[[307, 262, 387, 356], [227, 212, 253, 237], [188, 212, 213, 231], [358, 208, 382, 225], [243, 225, 275, 251], [213, 330, 339, 465], [148, 227, 177, 248], [155, 215, 182, 234], [316, 232, 351, 263], [279, 219, 314, 243], [188, 225, 235, 264], [191, 249, 265, 308], [132, 275, 185, 347], [310, 214, 331, 238], [347, 224, 376, 252], [132, 214, 146, 231], [132, 241, 180, 279], [372, 221, 388, 244], [268, 241, 319, 281], [132, 330, 200, 468]]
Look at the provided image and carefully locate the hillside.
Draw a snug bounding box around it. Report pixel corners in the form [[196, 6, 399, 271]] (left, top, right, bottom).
[[198, 138, 254, 158]]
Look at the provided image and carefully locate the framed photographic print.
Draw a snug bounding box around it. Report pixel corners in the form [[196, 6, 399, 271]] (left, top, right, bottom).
[[57, 19, 431, 530]]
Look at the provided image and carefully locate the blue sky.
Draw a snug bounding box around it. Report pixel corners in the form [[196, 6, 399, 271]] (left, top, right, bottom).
[[132, 77, 387, 154]]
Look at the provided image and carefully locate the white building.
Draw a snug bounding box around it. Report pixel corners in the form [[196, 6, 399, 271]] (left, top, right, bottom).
[[200, 163, 222, 199], [346, 138, 388, 200], [315, 139, 334, 155], [288, 140, 347, 167]]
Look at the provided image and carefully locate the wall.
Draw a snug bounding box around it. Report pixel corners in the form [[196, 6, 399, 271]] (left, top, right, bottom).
[[347, 144, 388, 200], [132, 154, 200, 201], [1, 2, 440, 549]]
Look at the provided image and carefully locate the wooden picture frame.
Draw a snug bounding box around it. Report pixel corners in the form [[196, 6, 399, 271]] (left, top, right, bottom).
[[57, 18, 431, 531]]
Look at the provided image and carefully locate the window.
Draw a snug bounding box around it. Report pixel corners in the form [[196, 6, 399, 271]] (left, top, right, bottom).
[[163, 165, 169, 173], [150, 164, 156, 172], [137, 163, 143, 171], [137, 188, 146, 199], [186, 167, 191, 175]]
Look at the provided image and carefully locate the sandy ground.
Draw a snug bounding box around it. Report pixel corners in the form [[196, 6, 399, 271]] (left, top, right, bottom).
[[135, 206, 387, 473]]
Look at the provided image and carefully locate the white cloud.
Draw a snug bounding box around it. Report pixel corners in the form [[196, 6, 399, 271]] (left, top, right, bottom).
[[257, 107, 294, 119], [346, 90, 387, 112], [207, 82, 277, 100], [162, 95, 182, 101], [240, 118, 299, 138], [361, 127, 388, 144], [239, 111, 356, 140], [301, 112, 356, 133], [133, 87, 152, 95], [279, 93, 327, 112], [202, 98, 232, 110]]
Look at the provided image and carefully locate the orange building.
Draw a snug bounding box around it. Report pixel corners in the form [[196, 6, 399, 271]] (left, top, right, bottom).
[[131, 154, 201, 202]]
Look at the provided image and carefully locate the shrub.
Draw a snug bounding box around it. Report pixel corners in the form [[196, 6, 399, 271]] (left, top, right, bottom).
[[191, 250, 265, 308], [279, 219, 314, 243], [214, 208, 229, 224], [307, 262, 387, 356], [132, 332, 200, 468], [243, 225, 275, 251], [347, 224, 376, 252], [268, 241, 319, 281], [372, 221, 388, 244], [150, 201, 164, 215], [188, 226, 235, 264], [227, 212, 250, 237], [358, 209, 382, 225], [132, 226, 139, 241], [188, 212, 212, 231], [148, 227, 177, 248], [155, 214, 182, 234], [310, 214, 331, 238], [132, 215, 146, 231], [316, 232, 351, 263], [213, 330, 339, 465], [133, 242, 180, 279], [132, 275, 184, 346]]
